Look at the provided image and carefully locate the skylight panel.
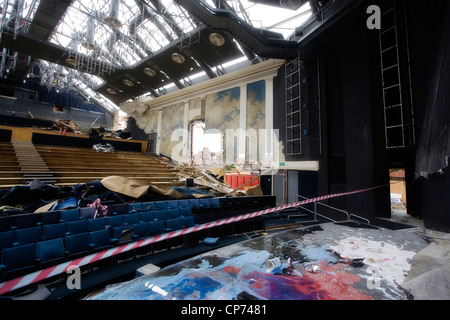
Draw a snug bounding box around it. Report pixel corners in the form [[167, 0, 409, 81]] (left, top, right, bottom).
[[238, 0, 312, 39], [137, 19, 170, 52], [161, 0, 197, 34], [199, 0, 312, 39]]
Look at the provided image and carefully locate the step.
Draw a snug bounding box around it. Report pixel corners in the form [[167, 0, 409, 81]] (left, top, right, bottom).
[[11, 140, 57, 184]]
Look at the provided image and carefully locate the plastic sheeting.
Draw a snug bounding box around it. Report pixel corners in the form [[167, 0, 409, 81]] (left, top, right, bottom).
[[415, 2, 450, 178]]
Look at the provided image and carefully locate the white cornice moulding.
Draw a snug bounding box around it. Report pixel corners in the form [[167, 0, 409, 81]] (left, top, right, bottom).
[[120, 59, 285, 112]]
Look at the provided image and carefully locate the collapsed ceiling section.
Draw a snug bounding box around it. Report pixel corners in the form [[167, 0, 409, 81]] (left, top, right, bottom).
[[0, 0, 316, 114]]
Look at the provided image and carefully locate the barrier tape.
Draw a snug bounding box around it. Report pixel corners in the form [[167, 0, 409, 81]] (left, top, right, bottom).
[[0, 184, 387, 296]]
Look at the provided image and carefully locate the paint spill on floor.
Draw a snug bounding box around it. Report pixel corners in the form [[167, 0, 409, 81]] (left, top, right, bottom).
[[89, 223, 428, 300]]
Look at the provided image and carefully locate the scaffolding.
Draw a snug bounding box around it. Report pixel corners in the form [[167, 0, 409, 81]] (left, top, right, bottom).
[[285, 52, 321, 157]]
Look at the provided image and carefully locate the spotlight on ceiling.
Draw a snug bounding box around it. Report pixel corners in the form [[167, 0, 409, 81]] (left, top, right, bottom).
[[209, 33, 225, 47], [171, 52, 185, 64], [104, 16, 122, 29], [82, 16, 96, 50], [81, 41, 96, 51], [123, 79, 134, 87], [106, 88, 117, 94], [280, 0, 304, 10], [144, 67, 156, 77], [104, 0, 122, 28]]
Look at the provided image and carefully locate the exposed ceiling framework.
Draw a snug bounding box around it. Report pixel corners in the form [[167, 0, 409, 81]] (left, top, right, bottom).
[[0, 0, 325, 115]]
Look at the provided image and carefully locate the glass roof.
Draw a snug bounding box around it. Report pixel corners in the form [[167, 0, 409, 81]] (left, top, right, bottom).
[[1, 0, 313, 113], [209, 0, 312, 39]]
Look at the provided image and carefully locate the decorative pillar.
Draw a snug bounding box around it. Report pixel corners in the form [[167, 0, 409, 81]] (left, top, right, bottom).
[[264, 77, 274, 162], [183, 101, 189, 163], [238, 84, 247, 163], [156, 109, 162, 155]]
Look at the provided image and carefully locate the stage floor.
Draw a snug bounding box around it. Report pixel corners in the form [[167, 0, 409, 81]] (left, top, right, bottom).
[[89, 222, 429, 300]]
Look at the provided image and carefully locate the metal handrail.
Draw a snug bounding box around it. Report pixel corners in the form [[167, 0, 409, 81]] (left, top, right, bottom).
[[295, 195, 374, 225], [316, 202, 350, 221], [349, 214, 371, 225], [296, 194, 350, 222]]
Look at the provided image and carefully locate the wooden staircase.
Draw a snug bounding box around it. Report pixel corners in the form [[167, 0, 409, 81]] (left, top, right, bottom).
[[11, 140, 57, 184]]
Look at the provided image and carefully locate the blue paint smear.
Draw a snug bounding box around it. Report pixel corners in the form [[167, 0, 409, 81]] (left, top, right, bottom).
[[168, 276, 223, 300]]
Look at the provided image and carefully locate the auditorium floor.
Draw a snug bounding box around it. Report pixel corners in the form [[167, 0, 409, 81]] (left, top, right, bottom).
[[85, 221, 449, 300]]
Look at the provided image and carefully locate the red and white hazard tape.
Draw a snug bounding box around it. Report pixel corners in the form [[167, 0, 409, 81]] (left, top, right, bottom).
[[0, 184, 386, 296]]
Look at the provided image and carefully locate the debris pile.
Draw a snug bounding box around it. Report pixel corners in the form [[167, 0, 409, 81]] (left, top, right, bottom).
[[173, 163, 237, 196], [51, 119, 81, 134]]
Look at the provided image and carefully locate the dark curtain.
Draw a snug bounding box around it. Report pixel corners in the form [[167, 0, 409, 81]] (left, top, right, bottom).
[[415, 2, 450, 178]]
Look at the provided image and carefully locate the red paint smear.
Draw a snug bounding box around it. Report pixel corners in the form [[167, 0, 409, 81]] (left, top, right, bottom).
[[243, 263, 374, 300], [223, 266, 242, 274], [301, 263, 374, 300]]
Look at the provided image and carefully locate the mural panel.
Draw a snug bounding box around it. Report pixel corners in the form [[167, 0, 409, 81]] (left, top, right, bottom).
[[205, 87, 240, 164], [159, 102, 184, 158], [246, 80, 266, 163]]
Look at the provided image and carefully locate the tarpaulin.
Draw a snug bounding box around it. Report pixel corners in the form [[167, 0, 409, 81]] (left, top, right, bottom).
[[100, 176, 186, 200]]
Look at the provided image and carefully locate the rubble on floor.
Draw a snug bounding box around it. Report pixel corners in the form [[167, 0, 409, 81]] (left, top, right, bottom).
[[401, 231, 450, 299], [173, 163, 238, 196]]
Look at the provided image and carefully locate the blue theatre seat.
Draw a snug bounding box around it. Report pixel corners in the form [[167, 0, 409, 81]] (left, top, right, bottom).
[[11, 213, 40, 230], [177, 199, 190, 208], [210, 198, 221, 209], [199, 198, 211, 210], [0, 216, 13, 232], [87, 217, 107, 232], [179, 207, 193, 217], [106, 215, 124, 229], [165, 218, 182, 232], [189, 199, 200, 210], [130, 203, 143, 212], [149, 220, 165, 236], [138, 211, 155, 223], [166, 200, 179, 210], [154, 201, 167, 211], [166, 208, 180, 219], [59, 208, 82, 223], [65, 219, 88, 236], [180, 216, 196, 229], [0, 230, 14, 253], [132, 222, 151, 240], [0, 243, 37, 281], [40, 211, 61, 225], [153, 210, 167, 221], [64, 232, 91, 259], [42, 223, 67, 241], [124, 213, 141, 226], [141, 202, 155, 212], [88, 229, 114, 252], [36, 238, 65, 267], [13, 226, 42, 246]]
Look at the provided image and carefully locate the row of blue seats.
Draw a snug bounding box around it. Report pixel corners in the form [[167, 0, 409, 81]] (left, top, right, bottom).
[[0, 216, 198, 282], [0, 197, 221, 232], [0, 195, 275, 234], [0, 209, 195, 253], [130, 198, 221, 212], [0, 204, 193, 232]]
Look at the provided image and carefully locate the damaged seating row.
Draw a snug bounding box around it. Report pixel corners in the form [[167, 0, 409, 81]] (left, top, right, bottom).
[[0, 196, 275, 282]]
